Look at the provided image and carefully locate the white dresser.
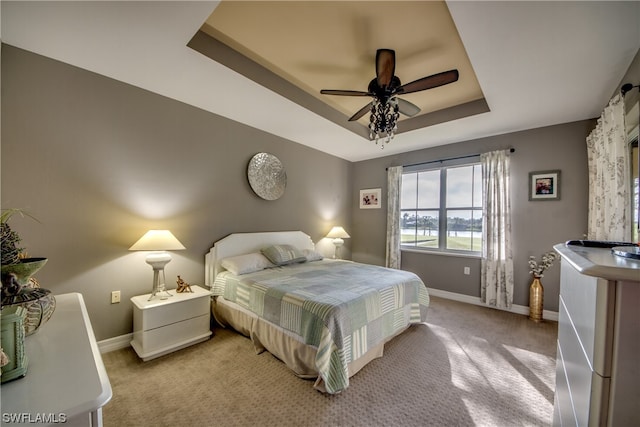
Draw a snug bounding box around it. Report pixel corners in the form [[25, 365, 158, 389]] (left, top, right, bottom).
[[130, 285, 212, 361], [553, 243, 640, 427], [0, 293, 112, 427]]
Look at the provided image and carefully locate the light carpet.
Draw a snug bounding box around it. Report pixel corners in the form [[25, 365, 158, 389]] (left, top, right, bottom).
[[102, 296, 557, 426]]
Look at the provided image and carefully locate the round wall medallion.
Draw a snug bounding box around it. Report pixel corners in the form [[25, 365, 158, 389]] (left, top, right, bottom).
[[247, 153, 287, 200]]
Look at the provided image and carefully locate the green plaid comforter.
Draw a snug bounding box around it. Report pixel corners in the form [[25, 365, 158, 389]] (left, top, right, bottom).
[[212, 259, 429, 394]]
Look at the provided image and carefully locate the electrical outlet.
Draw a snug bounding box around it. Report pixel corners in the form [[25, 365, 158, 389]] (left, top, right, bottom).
[[463, 267, 470, 275], [111, 290, 121, 304]]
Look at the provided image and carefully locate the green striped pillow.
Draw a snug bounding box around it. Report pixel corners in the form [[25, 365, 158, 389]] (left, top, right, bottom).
[[261, 244, 307, 266]]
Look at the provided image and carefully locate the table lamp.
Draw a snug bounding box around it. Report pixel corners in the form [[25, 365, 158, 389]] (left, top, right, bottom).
[[326, 226, 350, 259], [129, 230, 185, 300]]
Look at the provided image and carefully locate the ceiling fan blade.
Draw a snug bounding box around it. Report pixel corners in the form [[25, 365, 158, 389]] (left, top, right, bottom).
[[320, 89, 371, 97], [397, 98, 421, 117], [397, 69, 459, 95], [349, 102, 373, 121], [376, 49, 395, 88]]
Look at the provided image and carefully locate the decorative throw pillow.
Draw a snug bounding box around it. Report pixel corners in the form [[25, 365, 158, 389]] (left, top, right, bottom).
[[261, 244, 307, 266], [220, 253, 274, 275], [303, 249, 324, 262]]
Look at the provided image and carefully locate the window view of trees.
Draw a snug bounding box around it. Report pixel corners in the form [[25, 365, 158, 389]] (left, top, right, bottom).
[[401, 211, 439, 248], [401, 164, 482, 253]]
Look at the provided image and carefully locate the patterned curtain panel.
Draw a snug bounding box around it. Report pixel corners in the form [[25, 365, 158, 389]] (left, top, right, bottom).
[[386, 166, 403, 269], [586, 94, 631, 241], [480, 150, 514, 309]]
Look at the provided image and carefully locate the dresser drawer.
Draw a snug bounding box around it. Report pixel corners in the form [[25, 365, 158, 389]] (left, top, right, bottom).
[[559, 260, 615, 376], [558, 296, 593, 427], [554, 342, 573, 427]]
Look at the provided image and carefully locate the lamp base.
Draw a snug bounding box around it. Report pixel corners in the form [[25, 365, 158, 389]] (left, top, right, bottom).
[[146, 252, 174, 301], [332, 238, 344, 259], [148, 282, 172, 301], [148, 292, 172, 301]]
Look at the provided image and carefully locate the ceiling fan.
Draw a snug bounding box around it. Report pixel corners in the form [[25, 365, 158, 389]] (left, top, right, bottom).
[[320, 49, 459, 144]]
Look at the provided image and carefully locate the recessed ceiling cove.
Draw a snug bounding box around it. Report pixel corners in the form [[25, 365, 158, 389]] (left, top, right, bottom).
[[189, 1, 489, 138]]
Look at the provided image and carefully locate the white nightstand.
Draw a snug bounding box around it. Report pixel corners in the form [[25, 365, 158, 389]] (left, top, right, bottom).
[[130, 285, 212, 361]]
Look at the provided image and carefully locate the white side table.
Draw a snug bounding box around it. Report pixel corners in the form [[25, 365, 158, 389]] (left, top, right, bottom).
[[0, 293, 112, 427], [130, 285, 212, 361]]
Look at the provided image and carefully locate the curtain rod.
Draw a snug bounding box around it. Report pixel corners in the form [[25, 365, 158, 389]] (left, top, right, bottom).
[[387, 148, 515, 170], [621, 83, 639, 96]]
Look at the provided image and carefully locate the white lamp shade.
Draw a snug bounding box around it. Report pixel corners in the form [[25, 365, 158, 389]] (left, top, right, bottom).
[[326, 226, 350, 239], [129, 230, 186, 251]]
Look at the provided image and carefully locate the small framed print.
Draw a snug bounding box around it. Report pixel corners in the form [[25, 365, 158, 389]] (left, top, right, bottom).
[[360, 188, 381, 209], [529, 170, 560, 201]]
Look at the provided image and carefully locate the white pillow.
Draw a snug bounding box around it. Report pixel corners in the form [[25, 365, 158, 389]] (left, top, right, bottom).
[[220, 253, 274, 275], [303, 249, 323, 262]]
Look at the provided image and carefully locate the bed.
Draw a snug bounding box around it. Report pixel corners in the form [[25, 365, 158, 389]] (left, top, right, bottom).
[[204, 231, 429, 394]]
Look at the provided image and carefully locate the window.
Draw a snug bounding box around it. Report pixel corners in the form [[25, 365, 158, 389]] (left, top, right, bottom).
[[401, 161, 482, 254]]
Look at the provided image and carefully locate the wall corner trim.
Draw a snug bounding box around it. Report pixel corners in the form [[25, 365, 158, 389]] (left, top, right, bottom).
[[98, 333, 132, 354], [427, 287, 559, 322]]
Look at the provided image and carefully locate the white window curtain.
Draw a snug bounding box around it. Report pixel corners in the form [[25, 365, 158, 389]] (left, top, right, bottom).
[[480, 150, 514, 309], [586, 94, 631, 241], [386, 166, 403, 269]]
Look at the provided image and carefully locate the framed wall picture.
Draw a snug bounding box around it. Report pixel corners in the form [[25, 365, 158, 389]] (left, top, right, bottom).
[[360, 188, 381, 209], [529, 170, 561, 201]]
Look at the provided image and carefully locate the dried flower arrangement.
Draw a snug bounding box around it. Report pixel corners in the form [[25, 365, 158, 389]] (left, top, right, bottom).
[[528, 251, 558, 278]]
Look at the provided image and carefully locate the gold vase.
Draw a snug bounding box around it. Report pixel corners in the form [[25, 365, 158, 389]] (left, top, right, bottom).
[[529, 276, 544, 322]]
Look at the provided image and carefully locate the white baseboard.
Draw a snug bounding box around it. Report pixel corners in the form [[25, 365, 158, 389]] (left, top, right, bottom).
[[427, 287, 559, 322], [98, 333, 132, 354], [97, 289, 558, 353]]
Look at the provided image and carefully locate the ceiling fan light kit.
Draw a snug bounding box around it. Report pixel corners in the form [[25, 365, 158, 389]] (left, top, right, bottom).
[[369, 97, 400, 146], [321, 49, 459, 148]]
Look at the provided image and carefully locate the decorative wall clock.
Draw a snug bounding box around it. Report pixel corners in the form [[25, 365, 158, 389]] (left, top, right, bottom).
[[247, 153, 286, 200]]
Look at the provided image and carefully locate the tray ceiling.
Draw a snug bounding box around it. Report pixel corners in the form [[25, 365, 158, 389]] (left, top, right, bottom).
[[197, 1, 488, 137]]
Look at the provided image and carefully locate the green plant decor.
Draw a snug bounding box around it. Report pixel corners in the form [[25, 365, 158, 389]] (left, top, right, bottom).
[[1, 208, 47, 291], [0, 209, 55, 335], [1, 210, 26, 266]]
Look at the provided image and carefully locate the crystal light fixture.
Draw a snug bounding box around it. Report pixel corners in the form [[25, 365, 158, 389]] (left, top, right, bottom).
[[321, 50, 460, 149], [369, 97, 400, 147]]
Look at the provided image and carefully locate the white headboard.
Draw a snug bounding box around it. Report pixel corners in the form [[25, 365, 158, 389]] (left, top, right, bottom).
[[205, 231, 315, 287]]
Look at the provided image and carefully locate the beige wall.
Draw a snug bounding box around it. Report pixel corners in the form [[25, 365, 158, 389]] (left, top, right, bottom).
[[1, 45, 352, 341], [351, 121, 594, 311]]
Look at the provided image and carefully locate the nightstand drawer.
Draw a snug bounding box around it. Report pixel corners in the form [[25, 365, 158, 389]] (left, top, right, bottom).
[[134, 313, 210, 354], [131, 286, 212, 361], [138, 296, 209, 331]]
